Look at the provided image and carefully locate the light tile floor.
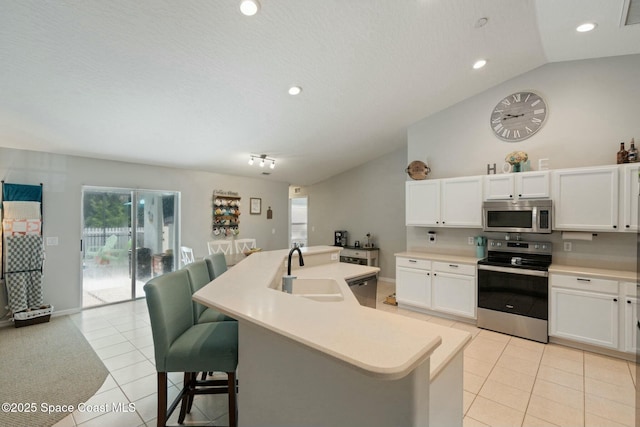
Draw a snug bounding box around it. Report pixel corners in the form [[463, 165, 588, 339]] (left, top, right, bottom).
[[51, 280, 637, 427]]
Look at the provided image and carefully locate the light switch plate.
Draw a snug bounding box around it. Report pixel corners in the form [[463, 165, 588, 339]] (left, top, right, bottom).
[[563, 242, 572, 252], [46, 237, 59, 246]]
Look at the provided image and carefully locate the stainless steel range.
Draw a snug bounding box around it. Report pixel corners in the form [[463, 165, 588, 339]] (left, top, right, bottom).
[[477, 239, 552, 343]]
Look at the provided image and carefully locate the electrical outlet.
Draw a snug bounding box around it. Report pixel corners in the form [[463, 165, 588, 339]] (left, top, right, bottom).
[[564, 242, 572, 252], [428, 232, 437, 244], [46, 237, 58, 246], [468, 237, 474, 245], [331, 253, 338, 260]]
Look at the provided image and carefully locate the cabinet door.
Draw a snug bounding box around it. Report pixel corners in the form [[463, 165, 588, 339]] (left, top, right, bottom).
[[552, 166, 619, 231], [440, 176, 483, 227], [396, 266, 431, 309], [550, 287, 619, 349], [624, 296, 639, 354], [516, 171, 550, 199], [406, 181, 440, 226], [431, 271, 476, 318], [484, 175, 515, 200], [621, 164, 640, 232]]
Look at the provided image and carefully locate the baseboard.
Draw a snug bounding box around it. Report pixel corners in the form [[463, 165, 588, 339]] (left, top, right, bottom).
[[378, 276, 395, 284]]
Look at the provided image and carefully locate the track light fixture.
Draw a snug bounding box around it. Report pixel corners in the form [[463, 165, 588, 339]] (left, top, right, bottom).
[[248, 154, 276, 170]]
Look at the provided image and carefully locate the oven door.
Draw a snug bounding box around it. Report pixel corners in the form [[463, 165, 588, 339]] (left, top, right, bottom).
[[477, 264, 548, 320]]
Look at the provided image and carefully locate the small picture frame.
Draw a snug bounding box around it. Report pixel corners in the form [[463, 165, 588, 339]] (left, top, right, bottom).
[[250, 198, 262, 215]]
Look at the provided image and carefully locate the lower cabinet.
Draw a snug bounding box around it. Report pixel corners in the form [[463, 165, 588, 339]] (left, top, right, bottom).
[[396, 259, 431, 309], [549, 273, 636, 353], [622, 282, 639, 354], [550, 287, 619, 349], [431, 262, 476, 319], [396, 257, 476, 319]]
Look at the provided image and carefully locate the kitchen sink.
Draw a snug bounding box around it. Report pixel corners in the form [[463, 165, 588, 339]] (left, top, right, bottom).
[[289, 278, 344, 302]]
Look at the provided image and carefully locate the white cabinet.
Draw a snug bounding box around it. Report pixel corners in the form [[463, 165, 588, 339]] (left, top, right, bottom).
[[396, 258, 431, 309], [440, 176, 483, 227], [405, 176, 483, 228], [431, 262, 476, 319], [620, 164, 640, 232], [406, 181, 440, 226], [552, 166, 619, 231], [622, 282, 639, 354], [396, 256, 476, 319], [484, 171, 550, 200], [550, 274, 619, 350]]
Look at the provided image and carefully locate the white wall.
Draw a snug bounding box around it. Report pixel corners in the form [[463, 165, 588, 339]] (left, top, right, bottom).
[[0, 147, 290, 318], [407, 54, 640, 270], [305, 146, 408, 279]]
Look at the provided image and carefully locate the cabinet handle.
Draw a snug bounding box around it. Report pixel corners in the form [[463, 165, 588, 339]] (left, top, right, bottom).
[[518, 194, 522, 197], [628, 300, 632, 304], [409, 259, 417, 263], [433, 273, 437, 276], [442, 221, 445, 224], [626, 225, 630, 228], [509, 195, 513, 198], [613, 298, 618, 302], [449, 264, 459, 268], [613, 225, 617, 229], [426, 272, 430, 276], [576, 278, 591, 282]]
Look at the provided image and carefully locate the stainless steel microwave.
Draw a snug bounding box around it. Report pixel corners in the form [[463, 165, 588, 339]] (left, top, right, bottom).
[[482, 199, 552, 234]]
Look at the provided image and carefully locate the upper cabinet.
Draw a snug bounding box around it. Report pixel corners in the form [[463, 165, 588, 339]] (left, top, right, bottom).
[[406, 180, 440, 226], [406, 176, 483, 228], [620, 163, 640, 232], [484, 171, 550, 200], [440, 176, 483, 227], [406, 164, 637, 233], [552, 166, 619, 231]]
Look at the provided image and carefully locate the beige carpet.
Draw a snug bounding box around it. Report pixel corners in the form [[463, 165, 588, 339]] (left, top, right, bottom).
[[0, 316, 109, 427]]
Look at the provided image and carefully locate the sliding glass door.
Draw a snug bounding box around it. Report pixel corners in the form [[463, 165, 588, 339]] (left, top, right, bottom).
[[81, 187, 179, 308]]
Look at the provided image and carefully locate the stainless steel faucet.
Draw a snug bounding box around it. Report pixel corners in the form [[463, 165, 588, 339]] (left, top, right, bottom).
[[282, 247, 304, 293]]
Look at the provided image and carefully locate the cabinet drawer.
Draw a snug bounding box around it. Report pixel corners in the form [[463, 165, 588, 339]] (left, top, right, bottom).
[[397, 257, 431, 270], [433, 261, 475, 276], [551, 274, 618, 294]]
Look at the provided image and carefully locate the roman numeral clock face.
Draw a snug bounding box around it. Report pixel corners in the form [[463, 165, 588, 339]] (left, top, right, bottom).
[[490, 92, 547, 142]]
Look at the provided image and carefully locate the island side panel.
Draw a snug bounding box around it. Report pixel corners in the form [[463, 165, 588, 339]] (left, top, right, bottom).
[[238, 321, 430, 427]]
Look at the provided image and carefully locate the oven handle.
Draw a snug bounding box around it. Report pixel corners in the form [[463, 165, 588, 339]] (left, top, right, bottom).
[[478, 264, 549, 277]]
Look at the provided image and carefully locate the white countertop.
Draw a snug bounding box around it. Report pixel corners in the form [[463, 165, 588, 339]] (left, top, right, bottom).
[[193, 245, 471, 380], [395, 251, 480, 265], [549, 264, 636, 282]]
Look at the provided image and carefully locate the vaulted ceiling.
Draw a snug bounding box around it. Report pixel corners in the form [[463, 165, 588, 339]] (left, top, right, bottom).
[[1, 0, 638, 185]]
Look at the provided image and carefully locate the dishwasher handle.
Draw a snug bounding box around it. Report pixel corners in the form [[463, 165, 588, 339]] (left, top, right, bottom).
[[347, 274, 378, 287]]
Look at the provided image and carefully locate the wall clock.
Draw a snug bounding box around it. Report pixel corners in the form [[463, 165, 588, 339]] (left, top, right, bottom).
[[490, 91, 547, 142]]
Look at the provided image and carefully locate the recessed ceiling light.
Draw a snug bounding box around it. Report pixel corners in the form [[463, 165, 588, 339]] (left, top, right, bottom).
[[576, 22, 597, 32], [240, 0, 260, 16], [473, 59, 487, 70], [288, 86, 302, 96]]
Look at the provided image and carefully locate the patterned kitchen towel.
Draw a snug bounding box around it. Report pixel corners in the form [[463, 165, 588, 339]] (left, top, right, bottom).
[[1, 201, 41, 219], [2, 219, 42, 235], [4, 235, 44, 313], [5, 272, 29, 313]]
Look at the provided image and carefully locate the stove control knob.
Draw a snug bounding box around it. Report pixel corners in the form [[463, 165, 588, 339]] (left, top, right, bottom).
[[534, 244, 540, 249], [496, 242, 502, 247], [490, 241, 495, 246], [542, 244, 548, 250]]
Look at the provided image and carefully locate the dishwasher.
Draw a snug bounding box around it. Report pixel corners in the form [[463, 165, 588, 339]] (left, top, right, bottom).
[[346, 273, 378, 308]]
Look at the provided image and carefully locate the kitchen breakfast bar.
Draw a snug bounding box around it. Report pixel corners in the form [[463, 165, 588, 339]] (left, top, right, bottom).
[[193, 246, 471, 426]]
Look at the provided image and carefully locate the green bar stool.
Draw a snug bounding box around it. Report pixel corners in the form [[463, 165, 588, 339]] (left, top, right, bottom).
[[144, 269, 238, 427]]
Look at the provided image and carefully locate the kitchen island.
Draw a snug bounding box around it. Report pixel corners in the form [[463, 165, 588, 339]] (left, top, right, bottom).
[[193, 245, 471, 426]]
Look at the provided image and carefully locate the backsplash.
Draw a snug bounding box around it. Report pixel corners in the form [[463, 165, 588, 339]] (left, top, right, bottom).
[[407, 227, 636, 272]]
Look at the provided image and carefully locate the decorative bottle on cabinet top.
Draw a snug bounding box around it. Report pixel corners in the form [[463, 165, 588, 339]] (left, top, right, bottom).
[[617, 142, 628, 164], [627, 138, 638, 163]]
